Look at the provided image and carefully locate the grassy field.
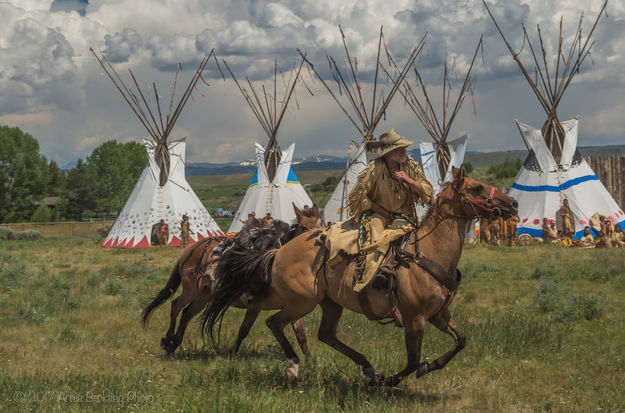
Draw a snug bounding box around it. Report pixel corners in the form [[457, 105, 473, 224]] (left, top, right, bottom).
[[1, 237, 624, 412]]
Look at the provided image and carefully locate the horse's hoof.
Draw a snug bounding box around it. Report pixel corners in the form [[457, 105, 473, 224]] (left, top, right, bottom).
[[416, 362, 429, 378], [286, 359, 299, 385], [363, 367, 376, 383], [369, 373, 385, 386]]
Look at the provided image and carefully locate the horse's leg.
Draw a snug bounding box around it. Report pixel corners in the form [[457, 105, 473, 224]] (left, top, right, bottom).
[[168, 287, 211, 354], [266, 302, 317, 384], [161, 295, 188, 353], [232, 305, 261, 355], [317, 297, 377, 383], [290, 319, 309, 356], [379, 314, 426, 386], [416, 308, 465, 378]]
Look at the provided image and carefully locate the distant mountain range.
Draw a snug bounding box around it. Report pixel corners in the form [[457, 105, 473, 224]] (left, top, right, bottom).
[[60, 144, 625, 174], [186, 144, 625, 176]]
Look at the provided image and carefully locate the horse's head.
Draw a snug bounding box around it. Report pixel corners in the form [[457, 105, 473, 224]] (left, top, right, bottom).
[[293, 203, 322, 231], [438, 167, 518, 220]]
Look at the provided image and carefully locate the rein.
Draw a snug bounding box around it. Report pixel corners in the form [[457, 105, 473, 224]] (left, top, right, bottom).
[[436, 179, 501, 220]]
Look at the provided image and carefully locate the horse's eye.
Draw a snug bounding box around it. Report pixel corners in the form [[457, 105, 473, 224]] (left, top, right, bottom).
[[474, 185, 483, 192]]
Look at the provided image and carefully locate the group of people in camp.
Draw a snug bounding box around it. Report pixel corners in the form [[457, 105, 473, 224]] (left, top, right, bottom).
[[478, 215, 520, 246], [538, 199, 624, 248], [150, 215, 194, 247], [474, 196, 624, 249]]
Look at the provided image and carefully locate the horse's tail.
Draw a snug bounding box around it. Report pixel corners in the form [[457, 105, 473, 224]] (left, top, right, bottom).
[[201, 248, 276, 344], [141, 262, 182, 327]]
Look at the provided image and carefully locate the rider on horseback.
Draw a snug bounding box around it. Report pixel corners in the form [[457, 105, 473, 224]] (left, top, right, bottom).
[[325, 129, 433, 292]]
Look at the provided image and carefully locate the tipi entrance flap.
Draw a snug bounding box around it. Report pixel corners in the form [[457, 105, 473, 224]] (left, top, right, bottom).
[[273, 143, 296, 185], [419, 141, 437, 187], [560, 118, 579, 169], [443, 135, 468, 184], [254, 142, 270, 186], [515, 120, 557, 172], [420, 135, 468, 194]]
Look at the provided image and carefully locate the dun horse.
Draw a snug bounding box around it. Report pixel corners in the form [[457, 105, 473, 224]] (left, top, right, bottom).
[[202, 168, 517, 385], [142, 204, 321, 355]]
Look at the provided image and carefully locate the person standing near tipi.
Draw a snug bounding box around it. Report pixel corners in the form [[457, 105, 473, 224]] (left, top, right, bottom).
[[180, 215, 193, 248], [560, 199, 573, 237]]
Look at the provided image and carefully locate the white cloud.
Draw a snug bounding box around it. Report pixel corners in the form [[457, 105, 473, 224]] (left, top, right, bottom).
[[103, 28, 143, 63], [0, 0, 622, 165]]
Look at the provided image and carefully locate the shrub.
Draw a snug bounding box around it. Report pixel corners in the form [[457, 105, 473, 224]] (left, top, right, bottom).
[[56, 324, 78, 343], [0, 264, 28, 291], [16, 230, 44, 241], [487, 158, 523, 179], [30, 203, 53, 222], [20, 306, 47, 324], [533, 278, 604, 322], [0, 226, 16, 240], [529, 263, 558, 279], [105, 279, 123, 295]]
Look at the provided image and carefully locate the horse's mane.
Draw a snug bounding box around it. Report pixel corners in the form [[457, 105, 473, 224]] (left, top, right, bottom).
[[415, 179, 457, 234]]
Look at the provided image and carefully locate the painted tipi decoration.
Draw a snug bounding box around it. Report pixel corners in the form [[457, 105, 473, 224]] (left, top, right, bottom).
[[299, 27, 426, 223], [224, 58, 313, 233], [485, 0, 623, 239], [382, 37, 483, 194], [91, 49, 224, 247]]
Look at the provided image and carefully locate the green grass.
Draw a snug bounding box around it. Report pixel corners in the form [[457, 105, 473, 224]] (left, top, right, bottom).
[[0, 238, 624, 411]]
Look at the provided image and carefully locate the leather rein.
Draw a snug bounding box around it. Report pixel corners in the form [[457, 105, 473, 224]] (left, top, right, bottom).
[[436, 178, 502, 220]]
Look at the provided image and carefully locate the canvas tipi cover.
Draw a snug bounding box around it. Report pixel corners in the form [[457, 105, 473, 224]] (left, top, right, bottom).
[[420, 135, 468, 194], [229, 142, 312, 233], [509, 118, 624, 239], [323, 142, 372, 223], [102, 139, 224, 247]]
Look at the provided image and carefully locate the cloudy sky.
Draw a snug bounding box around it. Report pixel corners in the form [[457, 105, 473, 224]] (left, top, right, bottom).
[[0, 0, 623, 165]]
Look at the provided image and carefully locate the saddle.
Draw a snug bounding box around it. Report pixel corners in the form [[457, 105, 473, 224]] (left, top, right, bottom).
[[356, 232, 463, 326]]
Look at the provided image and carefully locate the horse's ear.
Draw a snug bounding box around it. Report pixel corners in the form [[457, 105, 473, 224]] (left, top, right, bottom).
[[293, 203, 304, 219], [452, 166, 461, 179], [312, 204, 320, 218], [460, 165, 467, 178]]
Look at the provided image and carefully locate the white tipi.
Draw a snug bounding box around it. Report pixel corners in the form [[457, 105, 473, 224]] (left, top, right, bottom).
[[509, 118, 624, 238], [485, 0, 623, 239], [102, 138, 223, 247], [382, 36, 482, 194], [91, 49, 224, 247], [223, 59, 313, 233], [299, 27, 426, 223], [324, 141, 371, 222]]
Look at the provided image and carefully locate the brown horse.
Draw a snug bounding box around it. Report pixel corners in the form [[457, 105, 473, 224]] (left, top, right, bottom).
[[202, 168, 518, 385], [142, 204, 321, 355]]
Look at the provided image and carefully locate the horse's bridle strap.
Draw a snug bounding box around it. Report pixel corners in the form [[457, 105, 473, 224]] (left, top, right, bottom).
[[437, 181, 499, 219]]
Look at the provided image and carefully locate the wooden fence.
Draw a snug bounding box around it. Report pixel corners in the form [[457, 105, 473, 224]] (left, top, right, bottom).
[[587, 155, 625, 209]]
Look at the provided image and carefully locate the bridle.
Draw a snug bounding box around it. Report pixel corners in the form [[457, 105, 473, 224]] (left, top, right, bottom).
[[437, 178, 501, 220]]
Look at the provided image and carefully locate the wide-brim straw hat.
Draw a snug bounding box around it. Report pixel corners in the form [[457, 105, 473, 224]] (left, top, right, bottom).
[[366, 129, 413, 158]]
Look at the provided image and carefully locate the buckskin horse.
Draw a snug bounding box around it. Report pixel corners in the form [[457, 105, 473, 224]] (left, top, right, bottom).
[[142, 204, 321, 355], [201, 168, 518, 385]]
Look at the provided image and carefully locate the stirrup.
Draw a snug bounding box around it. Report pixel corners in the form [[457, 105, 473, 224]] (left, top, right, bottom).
[[371, 266, 394, 291]]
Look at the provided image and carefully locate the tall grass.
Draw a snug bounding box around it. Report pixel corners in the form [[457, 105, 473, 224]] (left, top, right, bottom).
[[0, 238, 623, 411]]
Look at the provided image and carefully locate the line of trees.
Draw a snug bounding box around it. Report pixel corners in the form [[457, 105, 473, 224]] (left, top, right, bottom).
[[0, 125, 147, 223]]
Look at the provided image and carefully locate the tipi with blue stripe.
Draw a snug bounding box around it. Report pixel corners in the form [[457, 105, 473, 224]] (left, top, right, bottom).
[[486, 1, 623, 240], [224, 58, 313, 233]]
